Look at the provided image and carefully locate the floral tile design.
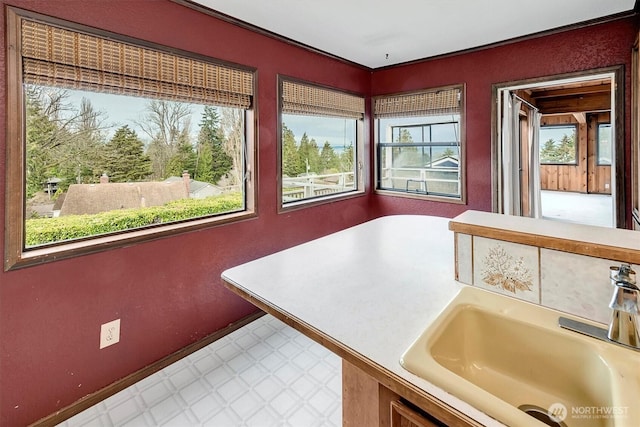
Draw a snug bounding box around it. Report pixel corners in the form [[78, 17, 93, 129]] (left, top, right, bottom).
[[473, 237, 540, 303]]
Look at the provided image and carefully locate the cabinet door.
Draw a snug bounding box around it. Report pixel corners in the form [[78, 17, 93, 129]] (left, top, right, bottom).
[[391, 401, 442, 427]]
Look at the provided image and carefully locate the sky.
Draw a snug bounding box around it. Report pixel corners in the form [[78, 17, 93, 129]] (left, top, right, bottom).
[[61, 88, 354, 151], [63, 89, 205, 142], [282, 114, 355, 151]]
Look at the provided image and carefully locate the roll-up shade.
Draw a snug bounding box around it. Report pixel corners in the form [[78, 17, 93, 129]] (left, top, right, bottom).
[[282, 80, 364, 119], [374, 87, 461, 118], [21, 20, 254, 109]]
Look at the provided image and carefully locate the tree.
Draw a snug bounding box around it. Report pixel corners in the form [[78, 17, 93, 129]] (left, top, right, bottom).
[[339, 142, 354, 172], [320, 141, 339, 172], [55, 97, 107, 187], [196, 106, 232, 183], [166, 134, 197, 178], [540, 133, 576, 164], [138, 100, 193, 179], [297, 133, 321, 174], [281, 123, 301, 176], [396, 128, 420, 167], [220, 107, 245, 185], [540, 138, 557, 163], [441, 148, 456, 158], [25, 88, 60, 197], [556, 133, 576, 163], [102, 125, 151, 182]]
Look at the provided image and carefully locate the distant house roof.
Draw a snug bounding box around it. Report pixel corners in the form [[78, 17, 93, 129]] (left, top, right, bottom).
[[431, 156, 459, 168], [59, 181, 187, 216], [164, 176, 223, 198]]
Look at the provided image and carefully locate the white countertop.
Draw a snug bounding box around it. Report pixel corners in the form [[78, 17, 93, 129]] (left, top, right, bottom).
[[222, 215, 503, 426]]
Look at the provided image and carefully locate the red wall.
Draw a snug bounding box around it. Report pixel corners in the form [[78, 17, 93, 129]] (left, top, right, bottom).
[[370, 17, 638, 221], [0, 2, 637, 425], [0, 2, 372, 425]]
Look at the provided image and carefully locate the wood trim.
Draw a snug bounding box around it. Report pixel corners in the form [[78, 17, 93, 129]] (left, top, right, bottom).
[[449, 220, 640, 264], [221, 278, 484, 427], [613, 65, 626, 228], [29, 311, 265, 427]]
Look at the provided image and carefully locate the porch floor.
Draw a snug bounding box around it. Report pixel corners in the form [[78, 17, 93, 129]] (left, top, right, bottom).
[[541, 190, 613, 228]]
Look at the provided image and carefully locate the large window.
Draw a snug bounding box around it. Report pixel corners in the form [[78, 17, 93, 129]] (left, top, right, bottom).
[[278, 77, 365, 209], [539, 125, 577, 164], [5, 9, 256, 269], [374, 85, 465, 201]]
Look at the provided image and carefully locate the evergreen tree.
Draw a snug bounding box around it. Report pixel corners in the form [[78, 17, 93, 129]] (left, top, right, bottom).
[[102, 125, 151, 182], [339, 142, 354, 173], [540, 138, 557, 163], [307, 138, 321, 174], [320, 141, 339, 172], [557, 133, 576, 163], [25, 93, 58, 197], [166, 132, 197, 178], [297, 133, 321, 174], [196, 106, 232, 183], [540, 133, 576, 164], [282, 124, 302, 176]]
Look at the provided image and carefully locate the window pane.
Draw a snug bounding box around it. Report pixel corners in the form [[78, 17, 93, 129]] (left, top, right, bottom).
[[597, 123, 612, 165], [25, 85, 246, 248], [539, 125, 577, 164], [281, 114, 357, 204], [377, 114, 462, 198]]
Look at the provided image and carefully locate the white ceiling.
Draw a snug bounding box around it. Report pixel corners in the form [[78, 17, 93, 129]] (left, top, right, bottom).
[[192, 0, 635, 68]]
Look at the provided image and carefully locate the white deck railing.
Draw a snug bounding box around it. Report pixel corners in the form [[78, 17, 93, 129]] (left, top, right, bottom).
[[282, 172, 355, 201]]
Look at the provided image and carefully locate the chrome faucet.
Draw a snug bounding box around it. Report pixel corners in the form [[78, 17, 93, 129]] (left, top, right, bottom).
[[607, 263, 639, 348], [559, 262, 640, 352]]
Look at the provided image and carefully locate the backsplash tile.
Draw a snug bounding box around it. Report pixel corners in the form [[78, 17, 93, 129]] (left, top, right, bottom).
[[473, 237, 540, 304], [455, 233, 472, 285], [540, 249, 631, 324]]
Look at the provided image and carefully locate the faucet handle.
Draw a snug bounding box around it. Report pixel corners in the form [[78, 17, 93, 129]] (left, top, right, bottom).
[[610, 263, 637, 288]]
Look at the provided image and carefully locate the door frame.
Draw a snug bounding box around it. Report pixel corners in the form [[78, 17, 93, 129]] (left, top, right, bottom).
[[491, 65, 625, 228]]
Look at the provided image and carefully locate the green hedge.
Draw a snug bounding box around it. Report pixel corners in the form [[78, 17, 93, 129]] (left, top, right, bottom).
[[26, 193, 243, 246]]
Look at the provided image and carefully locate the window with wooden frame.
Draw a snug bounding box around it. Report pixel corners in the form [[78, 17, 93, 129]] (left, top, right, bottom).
[[5, 8, 256, 270], [374, 85, 465, 202], [278, 77, 365, 209], [539, 124, 578, 165]]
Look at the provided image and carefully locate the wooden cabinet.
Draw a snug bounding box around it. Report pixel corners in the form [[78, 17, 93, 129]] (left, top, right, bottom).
[[342, 360, 479, 427], [391, 401, 441, 427]]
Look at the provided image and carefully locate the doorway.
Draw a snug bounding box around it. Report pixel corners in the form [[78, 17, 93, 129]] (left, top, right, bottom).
[[492, 67, 624, 228]]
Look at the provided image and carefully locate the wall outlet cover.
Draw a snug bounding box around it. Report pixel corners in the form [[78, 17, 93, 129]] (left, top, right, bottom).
[[100, 319, 121, 349]]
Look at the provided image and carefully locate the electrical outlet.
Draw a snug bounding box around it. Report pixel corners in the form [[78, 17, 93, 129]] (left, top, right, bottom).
[[100, 319, 120, 349]]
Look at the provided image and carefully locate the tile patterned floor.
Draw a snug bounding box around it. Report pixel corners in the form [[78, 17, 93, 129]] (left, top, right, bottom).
[[57, 315, 341, 427]]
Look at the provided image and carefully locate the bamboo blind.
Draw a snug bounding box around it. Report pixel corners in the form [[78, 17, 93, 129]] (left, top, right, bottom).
[[21, 20, 254, 109], [282, 80, 364, 119], [374, 87, 461, 118]]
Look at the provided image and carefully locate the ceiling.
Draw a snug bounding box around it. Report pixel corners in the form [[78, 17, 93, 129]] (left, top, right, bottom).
[[190, 0, 635, 69]]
